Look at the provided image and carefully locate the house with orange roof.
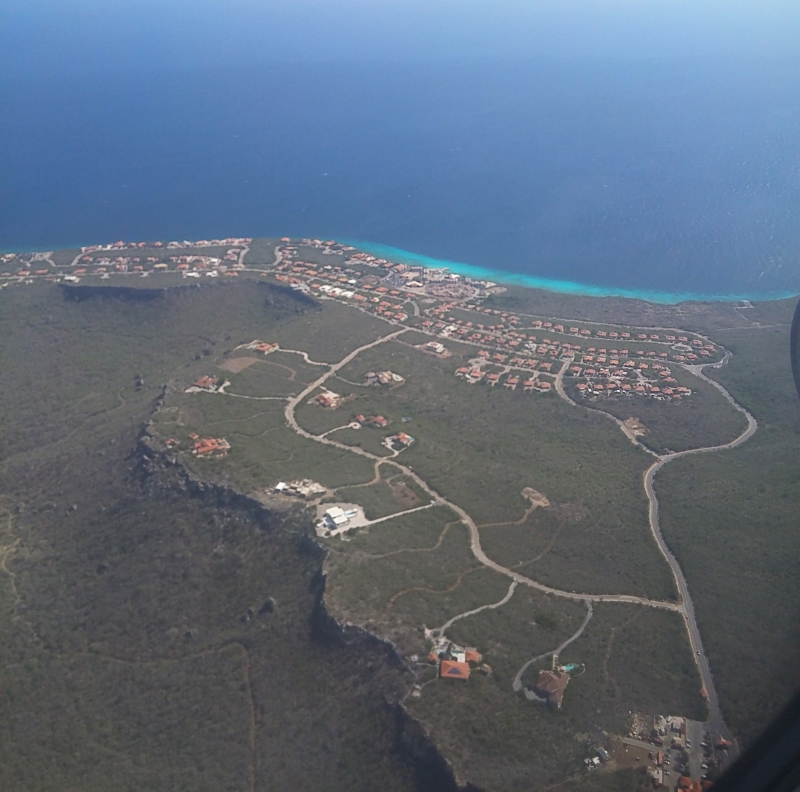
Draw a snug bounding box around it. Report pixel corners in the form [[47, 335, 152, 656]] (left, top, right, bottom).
[[193, 437, 231, 457], [464, 649, 482, 664], [440, 660, 470, 681], [314, 390, 341, 409], [190, 375, 219, 391]]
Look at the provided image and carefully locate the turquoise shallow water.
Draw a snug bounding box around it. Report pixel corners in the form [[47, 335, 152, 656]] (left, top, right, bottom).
[[3, 61, 800, 298], [346, 240, 798, 305], [9, 233, 798, 305]]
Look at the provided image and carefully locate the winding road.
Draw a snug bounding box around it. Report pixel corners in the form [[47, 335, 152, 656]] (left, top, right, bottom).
[[278, 325, 754, 755], [556, 350, 755, 751], [284, 330, 686, 614], [639, 353, 755, 749], [432, 581, 518, 638]]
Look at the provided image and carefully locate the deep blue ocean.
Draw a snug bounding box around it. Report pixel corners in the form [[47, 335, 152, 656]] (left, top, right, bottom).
[[2, 58, 799, 301]]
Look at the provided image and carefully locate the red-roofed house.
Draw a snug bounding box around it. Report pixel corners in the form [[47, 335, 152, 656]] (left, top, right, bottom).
[[464, 650, 482, 664], [440, 660, 470, 681]]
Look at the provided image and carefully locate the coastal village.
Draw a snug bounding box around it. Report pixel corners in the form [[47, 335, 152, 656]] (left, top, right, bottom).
[[3, 233, 721, 412], [1, 236, 721, 409], [7, 235, 734, 790]]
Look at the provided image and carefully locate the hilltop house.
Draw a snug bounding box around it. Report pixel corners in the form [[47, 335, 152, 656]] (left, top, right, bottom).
[[533, 670, 570, 708], [192, 437, 231, 457], [440, 660, 470, 681]]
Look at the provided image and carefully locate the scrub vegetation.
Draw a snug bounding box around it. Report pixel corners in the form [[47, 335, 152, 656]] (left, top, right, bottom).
[[0, 281, 428, 792], [0, 263, 794, 791], [657, 323, 800, 744]]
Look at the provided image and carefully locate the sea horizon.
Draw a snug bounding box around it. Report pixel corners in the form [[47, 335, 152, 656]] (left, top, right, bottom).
[[2, 59, 799, 301]]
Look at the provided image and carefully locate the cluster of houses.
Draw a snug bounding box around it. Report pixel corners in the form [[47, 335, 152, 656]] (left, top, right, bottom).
[[273, 257, 412, 321], [70, 251, 242, 278], [2, 251, 55, 279], [274, 241, 494, 313], [456, 366, 553, 393], [79, 237, 251, 252], [13, 237, 253, 282], [288, 239, 494, 299], [567, 358, 694, 402], [421, 311, 717, 365], [462, 305, 718, 350], [422, 297, 719, 360], [574, 379, 692, 402], [2, 237, 253, 282]]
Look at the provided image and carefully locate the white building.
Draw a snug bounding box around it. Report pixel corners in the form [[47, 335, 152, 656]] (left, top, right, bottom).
[[324, 507, 349, 529]]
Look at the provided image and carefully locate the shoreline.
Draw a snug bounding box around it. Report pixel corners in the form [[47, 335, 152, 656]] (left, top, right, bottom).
[[344, 239, 798, 306], [5, 234, 798, 306]]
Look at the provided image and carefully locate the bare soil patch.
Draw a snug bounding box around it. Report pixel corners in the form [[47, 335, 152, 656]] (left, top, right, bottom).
[[623, 416, 648, 437], [522, 487, 551, 509], [218, 356, 260, 373], [391, 480, 421, 508], [553, 503, 590, 522]]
